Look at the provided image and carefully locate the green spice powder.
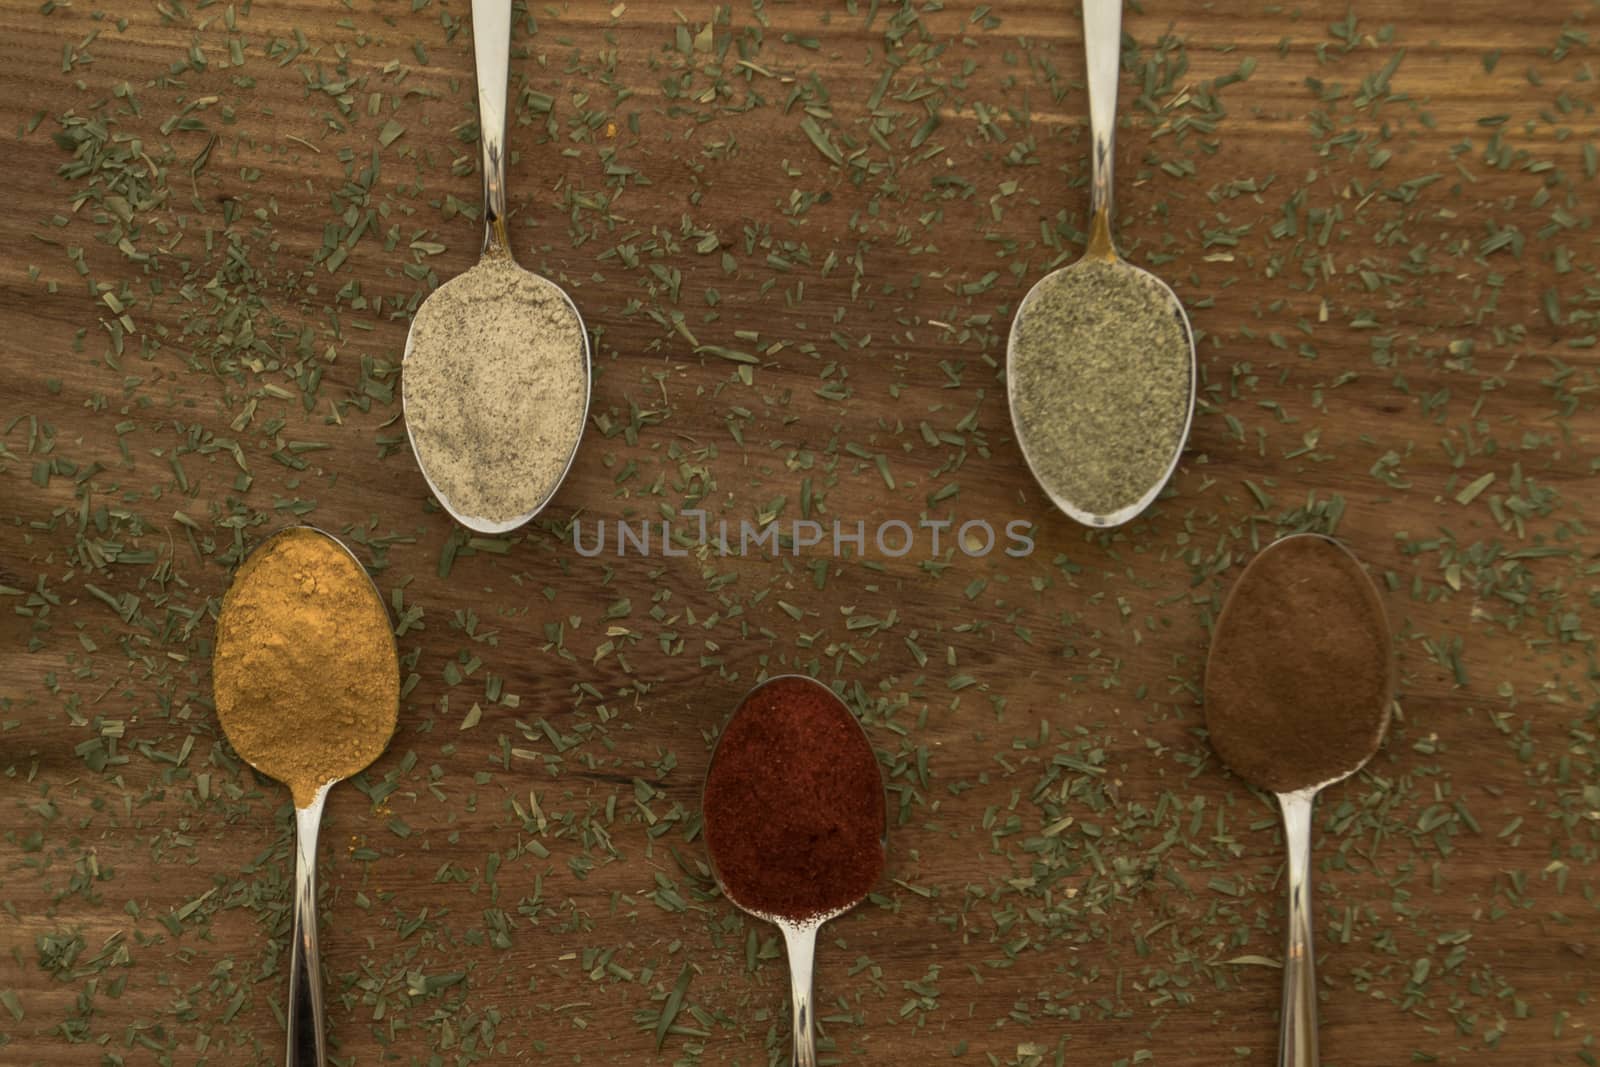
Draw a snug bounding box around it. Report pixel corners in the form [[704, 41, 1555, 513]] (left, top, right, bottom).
[[1008, 259, 1192, 519]]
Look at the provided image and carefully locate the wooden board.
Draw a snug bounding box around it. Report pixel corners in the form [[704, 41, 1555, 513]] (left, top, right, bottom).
[[1, 0, 1595, 1064]]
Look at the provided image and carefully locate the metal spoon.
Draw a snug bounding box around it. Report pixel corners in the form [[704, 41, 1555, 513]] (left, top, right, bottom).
[[212, 526, 400, 1067], [400, 0, 592, 534], [702, 675, 888, 1067], [1006, 0, 1196, 527], [1205, 534, 1395, 1067]]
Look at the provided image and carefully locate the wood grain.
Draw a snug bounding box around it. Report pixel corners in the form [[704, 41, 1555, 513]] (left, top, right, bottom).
[[1, 0, 1596, 1065]]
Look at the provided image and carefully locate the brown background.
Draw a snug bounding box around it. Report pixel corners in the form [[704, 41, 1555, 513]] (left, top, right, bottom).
[[1, 0, 1596, 1065]]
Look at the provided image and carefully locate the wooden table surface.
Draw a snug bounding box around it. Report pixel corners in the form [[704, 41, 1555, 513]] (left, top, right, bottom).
[[2, 0, 1596, 1064]]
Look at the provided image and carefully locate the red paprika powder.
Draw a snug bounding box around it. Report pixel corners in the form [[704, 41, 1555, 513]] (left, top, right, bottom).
[[702, 675, 887, 921]]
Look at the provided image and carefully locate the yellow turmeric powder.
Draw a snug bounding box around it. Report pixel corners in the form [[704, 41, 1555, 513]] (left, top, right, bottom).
[[212, 526, 399, 808]]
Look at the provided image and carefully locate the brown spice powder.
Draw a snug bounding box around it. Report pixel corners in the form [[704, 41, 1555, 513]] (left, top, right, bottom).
[[212, 527, 400, 807], [1203, 534, 1393, 794]]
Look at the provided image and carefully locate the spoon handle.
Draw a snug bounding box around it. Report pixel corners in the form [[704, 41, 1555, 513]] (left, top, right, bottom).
[[287, 787, 330, 1067], [780, 921, 820, 1067], [471, 0, 512, 253], [1277, 789, 1320, 1067], [1081, 0, 1121, 256]]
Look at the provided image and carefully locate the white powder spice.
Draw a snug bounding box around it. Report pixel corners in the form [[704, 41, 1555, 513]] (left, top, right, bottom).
[[402, 251, 587, 525]]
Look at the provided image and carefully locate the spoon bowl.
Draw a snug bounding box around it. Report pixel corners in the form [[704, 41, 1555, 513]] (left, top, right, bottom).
[[401, 263, 592, 535], [1008, 254, 1195, 527], [401, 0, 592, 535], [703, 675, 887, 1067], [1006, 0, 1196, 527], [213, 525, 399, 1067]]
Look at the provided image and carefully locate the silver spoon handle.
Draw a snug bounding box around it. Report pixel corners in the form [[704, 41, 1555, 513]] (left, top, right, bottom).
[[287, 786, 330, 1067], [1278, 789, 1319, 1067], [471, 0, 512, 253], [781, 921, 820, 1067], [1082, 0, 1121, 253]]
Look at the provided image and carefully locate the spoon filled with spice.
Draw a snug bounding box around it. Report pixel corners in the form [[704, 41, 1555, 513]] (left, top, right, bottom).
[[1006, 0, 1196, 527], [211, 526, 400, 1067], [402, 0, 591, 534], [1204, 534, 1395, 1067], [702, 675, 888, 1067]]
